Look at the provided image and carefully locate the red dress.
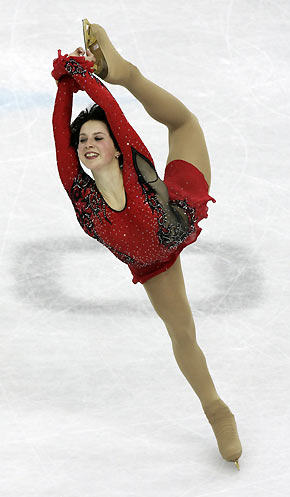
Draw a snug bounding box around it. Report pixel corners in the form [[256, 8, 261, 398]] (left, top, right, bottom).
[[52, 51, 216, 284]]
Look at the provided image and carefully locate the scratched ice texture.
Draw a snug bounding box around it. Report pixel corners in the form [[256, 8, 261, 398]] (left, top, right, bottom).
[[0, 0, 290, 495]]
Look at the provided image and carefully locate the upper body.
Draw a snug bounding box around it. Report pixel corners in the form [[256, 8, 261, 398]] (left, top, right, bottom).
[[52, 50, 214, 269]]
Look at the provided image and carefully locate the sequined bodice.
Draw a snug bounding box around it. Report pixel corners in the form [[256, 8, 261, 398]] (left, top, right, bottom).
[[52, 52, 215, 269]]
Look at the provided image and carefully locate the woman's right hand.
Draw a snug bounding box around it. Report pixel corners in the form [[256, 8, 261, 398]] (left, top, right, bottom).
[[84, 48, 96, 64]]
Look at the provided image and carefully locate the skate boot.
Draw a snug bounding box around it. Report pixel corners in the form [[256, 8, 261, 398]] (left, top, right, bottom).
[[83, 18, 108, 79], [82, 19, 132, 85], [203, 399, 242, 470]]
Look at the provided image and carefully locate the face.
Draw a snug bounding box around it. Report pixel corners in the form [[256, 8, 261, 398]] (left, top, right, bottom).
[[77, 120, 119, 170]]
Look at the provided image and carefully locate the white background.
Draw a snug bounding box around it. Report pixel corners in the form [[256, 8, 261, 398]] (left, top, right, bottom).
[[0, 0, 289, 495]]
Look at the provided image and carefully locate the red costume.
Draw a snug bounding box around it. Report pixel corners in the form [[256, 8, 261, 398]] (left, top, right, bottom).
[[52, 51, 216, 284]]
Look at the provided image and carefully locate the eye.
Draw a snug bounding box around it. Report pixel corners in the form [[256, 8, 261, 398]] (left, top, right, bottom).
[[79, 137, 103, 143]]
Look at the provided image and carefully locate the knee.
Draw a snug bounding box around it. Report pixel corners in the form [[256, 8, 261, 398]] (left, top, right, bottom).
[[164, 316, 197, 345]]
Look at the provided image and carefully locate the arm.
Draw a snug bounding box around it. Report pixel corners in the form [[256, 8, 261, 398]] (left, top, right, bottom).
[[51, 50, 155, 169], [52, 75, 83, 193], [52, 50, 95, 193]]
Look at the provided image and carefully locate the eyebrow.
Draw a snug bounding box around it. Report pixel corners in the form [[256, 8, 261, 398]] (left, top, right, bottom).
[[79, 132, 105, 136]]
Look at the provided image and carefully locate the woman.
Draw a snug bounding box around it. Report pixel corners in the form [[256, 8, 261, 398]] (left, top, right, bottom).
[[51, 22, 242, 469]]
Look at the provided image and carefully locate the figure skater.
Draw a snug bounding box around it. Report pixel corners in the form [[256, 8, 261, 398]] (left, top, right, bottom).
[[51, 21, 242, 469]]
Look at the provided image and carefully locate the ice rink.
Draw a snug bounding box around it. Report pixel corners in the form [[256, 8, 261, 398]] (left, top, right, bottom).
[[1, 0, 289, 495]]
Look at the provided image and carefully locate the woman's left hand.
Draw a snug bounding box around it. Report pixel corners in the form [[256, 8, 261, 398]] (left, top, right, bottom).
[[68, 47, 86, 57], [68, 47, 96, 63], [54, 47, 96, 86]]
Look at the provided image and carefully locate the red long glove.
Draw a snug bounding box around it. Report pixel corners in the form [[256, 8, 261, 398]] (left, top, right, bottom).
[[51, 49, 95, 93]]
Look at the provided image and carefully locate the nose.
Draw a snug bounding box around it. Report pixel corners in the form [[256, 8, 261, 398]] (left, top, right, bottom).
[[85, 142, 96, 150]]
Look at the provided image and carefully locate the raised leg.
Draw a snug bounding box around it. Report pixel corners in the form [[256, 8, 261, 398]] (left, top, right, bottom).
[[88, 23, 212, 188], [87, 24, 194, 127], [123, 67, 212, 188], [123, 65, 196, 130]]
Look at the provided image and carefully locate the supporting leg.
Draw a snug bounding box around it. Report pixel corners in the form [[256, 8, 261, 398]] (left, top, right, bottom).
[[166, 323, 242, 465], [166, 321, 221, 409], [143, 257, 243, 466], [143, 257, 221, 409]]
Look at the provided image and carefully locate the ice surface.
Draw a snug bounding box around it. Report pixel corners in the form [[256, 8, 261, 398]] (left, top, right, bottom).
[[1, 0, 290, 495]]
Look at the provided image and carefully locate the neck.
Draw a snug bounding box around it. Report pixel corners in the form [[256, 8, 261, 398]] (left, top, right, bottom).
[[92, 159, 124, 199]]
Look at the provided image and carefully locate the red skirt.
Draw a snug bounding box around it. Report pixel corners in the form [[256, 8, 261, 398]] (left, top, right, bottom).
[[128, 160, 216, 284]]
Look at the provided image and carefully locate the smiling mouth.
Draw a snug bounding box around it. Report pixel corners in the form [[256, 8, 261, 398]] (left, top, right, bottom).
[[85, 153, 99, 159]]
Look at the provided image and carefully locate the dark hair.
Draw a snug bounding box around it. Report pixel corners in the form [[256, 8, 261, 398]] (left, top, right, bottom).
[[70, 104, 123, 167]]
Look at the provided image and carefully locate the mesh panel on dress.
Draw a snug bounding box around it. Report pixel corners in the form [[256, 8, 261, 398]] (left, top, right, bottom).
[[134, 152, 189, 243]]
